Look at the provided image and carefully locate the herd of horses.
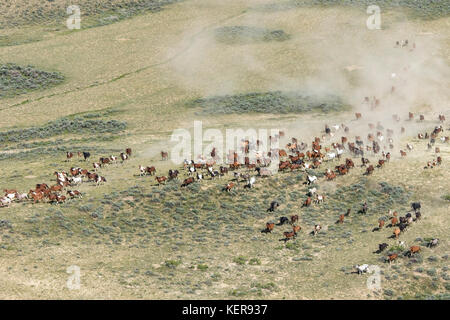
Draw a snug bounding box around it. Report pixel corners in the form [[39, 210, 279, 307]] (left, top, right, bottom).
[[132, 113, 446, 261], [251, 113, 446, 270], [0, 112, 446, 273], [0, 148, 132, 206]]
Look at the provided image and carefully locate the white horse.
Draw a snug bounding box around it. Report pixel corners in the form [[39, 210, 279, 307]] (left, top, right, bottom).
[[71, 176, 83, 185], [308, 187, 317, 196], [15, 193, 28, 201], [247, 176, 256, 188], [307, 175, 317, 185], [355, 264, 369, 275], [0, 197, 12, 207]]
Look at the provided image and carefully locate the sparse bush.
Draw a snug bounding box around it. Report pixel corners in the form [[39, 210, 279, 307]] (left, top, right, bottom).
[[197, 264, 208, 271], [384, 289, 394, 297], [251, 282, 276, 290], [248, 258, 261, 265], [228, 288, 248, 297], [233, 256, 247, 265], [427, 268, 437, 277], [164, 260, 182, 269]]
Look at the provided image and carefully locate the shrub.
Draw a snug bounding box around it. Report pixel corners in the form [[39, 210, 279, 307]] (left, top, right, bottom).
[[0, 115, 126, 144], [215, 26, 290, 44], [0, 63, 64, 98], [0, 0, 182, 30], [190, 91, 348, 115], [248, 258, 261, 265], [164, 260, 182, 269], [259, 0, 450, 20], [426, 268, 437, 276], [197, 264, 208, 271], [233, 256, 247, 265], [228, 288, 248, 297]]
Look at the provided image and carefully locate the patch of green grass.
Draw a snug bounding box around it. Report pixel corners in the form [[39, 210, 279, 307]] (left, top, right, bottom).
[[197, 264, 208, 271], [233, 256, 248, 265], [248, 258, 261, 265], [164, 260, 182, 269], [228, 288, 248, 297]]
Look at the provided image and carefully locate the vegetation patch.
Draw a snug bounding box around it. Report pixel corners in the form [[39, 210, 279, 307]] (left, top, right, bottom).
[[215, 26, 290, 44], [197, 264, 209, 271], [259, 0, 450, 20], [233, 256, 248, 265], [164, 259, 182, 269], [328, 178, 412, 213], [0, 114, 127, 144], [0, 0, 182, 29], [190, 91, 348, 115], [0, 63, 64, 98]]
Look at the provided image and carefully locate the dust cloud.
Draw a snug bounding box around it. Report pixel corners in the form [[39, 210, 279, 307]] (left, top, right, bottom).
[[164, 0, 449, 156]]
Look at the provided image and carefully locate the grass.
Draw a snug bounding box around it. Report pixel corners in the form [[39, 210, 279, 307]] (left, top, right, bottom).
[[164, 260, 182, 269], [197, 264, 208, 271]]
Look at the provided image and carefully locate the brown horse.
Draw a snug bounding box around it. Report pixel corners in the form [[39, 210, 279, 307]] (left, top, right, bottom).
[[156, 176, 167, 185], [302, 197, 312, 207], [181, 177, 195, 187], [387, 253, 398, 263]]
